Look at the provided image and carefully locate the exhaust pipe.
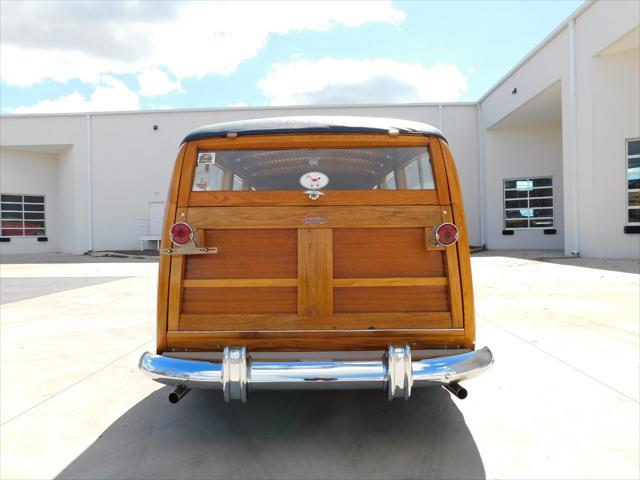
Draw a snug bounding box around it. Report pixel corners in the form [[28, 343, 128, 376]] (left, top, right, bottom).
[[169, 384, 191, 404], [443, 382, 468, 399]]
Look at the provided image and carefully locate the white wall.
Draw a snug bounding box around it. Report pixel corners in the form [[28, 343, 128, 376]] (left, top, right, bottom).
[[572, 2, 640, 258], [589, 46, 640, 258], [83, 104, 479, 251], [440, 105, 481, 245], [480, 0, 640, 258], [0, 148, 59, 254], [0, 115, 89, 253], [485, 122, 564, 250]]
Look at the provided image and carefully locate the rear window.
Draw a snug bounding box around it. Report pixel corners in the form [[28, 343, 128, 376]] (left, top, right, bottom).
[[192, 147, 434, 191]]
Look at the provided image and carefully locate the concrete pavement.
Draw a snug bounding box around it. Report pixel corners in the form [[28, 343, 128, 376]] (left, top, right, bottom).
[[0, 252, 638, 479]]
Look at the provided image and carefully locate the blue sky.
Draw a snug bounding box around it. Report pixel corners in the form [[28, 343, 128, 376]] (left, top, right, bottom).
[[0, 0, 583, 114]]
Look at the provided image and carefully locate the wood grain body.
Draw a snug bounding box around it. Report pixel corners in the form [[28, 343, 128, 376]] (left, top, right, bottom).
[[440, 140, 475, 347], [185, 229, 297, 279], [333, 228, 445, 278], [334, 286, 449, 313], [190, 190, 439, 207], [333, 277, 447, 287], [157, 133, 475, 353], [157, 144, 186, 352], [179, 312, 452, 331], [182, 287, 297, 314], [187, 206, 442, 229], [167, 330, 466, 352], [298, 229, 333, 317]]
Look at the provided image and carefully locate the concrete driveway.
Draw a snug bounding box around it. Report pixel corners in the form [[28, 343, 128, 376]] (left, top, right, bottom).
[[0, 252, 638, 479]]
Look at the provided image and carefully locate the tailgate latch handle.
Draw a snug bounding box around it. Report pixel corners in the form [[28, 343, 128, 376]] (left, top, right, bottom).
[[304, 190, 324, 200]]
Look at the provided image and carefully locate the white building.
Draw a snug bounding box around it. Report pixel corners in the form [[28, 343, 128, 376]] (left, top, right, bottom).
[[1, 0, 638, 258]]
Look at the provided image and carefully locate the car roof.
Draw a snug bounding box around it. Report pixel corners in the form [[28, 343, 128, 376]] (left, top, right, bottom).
[[182, 115, 446, 143]]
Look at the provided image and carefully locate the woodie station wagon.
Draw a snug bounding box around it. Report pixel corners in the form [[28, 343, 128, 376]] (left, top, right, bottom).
[[139, 116, 493, 403]]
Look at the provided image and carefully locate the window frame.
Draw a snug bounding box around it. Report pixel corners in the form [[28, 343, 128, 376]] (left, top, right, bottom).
[[183, 134, 449, 207], [503, 176, 554, 230], [626, 138, 640, 226], [191, 145, 436, 193], [0, 193, 46, 238]]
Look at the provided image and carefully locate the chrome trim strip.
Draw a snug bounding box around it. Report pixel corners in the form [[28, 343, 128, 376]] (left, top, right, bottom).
[[140, 346, 493, 402]]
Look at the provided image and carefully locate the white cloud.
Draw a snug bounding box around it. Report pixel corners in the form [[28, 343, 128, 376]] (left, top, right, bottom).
[[8, 76, 140, 114], [0, 1, 404, 88], [258, 58, 469, 105], [137, 68, 182, 96]]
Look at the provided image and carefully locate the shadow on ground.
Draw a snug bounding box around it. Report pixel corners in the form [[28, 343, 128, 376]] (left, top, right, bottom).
[[57, 388, 485, 480]]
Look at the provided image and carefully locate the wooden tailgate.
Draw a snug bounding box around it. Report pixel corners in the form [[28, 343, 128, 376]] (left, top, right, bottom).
[[162, 135, 470, 352]]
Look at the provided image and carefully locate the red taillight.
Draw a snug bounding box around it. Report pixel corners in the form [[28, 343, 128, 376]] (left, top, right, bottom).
[[169, 222, 194, 246], [434, 223, 459, 246]]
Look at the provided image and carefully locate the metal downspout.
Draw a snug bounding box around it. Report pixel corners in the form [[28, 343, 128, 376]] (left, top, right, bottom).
[[85, 114, 94, 252], [477, 103, 487, 248], [569, 18, 580, 256]]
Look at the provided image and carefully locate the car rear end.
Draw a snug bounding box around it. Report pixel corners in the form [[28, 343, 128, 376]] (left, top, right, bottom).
[[139, 116, 493, 403]]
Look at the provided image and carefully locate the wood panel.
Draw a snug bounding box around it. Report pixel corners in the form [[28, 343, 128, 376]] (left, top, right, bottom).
[[167, 254, 185, 331], [186, 206, 442, 229], [184, 279, 297, 288], [178, 142, 198, 206], [442, 209, 464, 328], [157, 144, 187, 353], [189, 190, 439, 207], [181, 287, 297, 314], [193, 133, 432, 151], [334, 286, 449, 313], [298, 229, 333, 317], [333, 277, 447, 287], [161, 134, 474, 354], [167, 329, 468, 352], [185, 229, 297, 279], [333, 228, 445, 278], [440, 140, 475, 346], [182, 277, 448, 288], [179, 312, 452, 331], [430, 138, 451, 206]]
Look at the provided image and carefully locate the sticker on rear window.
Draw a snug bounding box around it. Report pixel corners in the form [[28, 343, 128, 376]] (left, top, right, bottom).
[[300, 172, 329, 190]]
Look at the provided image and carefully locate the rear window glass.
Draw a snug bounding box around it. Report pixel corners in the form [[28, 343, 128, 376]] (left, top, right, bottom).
[[192, 147, 434, 191]]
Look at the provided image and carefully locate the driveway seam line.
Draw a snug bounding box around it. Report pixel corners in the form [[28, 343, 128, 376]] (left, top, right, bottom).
[[478, 315, 639, 404]]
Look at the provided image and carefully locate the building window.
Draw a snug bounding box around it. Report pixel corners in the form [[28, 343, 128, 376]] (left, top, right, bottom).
[[503, 177, 554, 230], [627, 139, 640, 225], [1, 194, 46, 237]]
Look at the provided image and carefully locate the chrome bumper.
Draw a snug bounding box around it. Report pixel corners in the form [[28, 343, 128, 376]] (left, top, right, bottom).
[[139, 346, 493, 402]]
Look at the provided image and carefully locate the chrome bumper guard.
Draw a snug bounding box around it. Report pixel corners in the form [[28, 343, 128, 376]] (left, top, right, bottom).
[[139, 346, 493, 402]]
